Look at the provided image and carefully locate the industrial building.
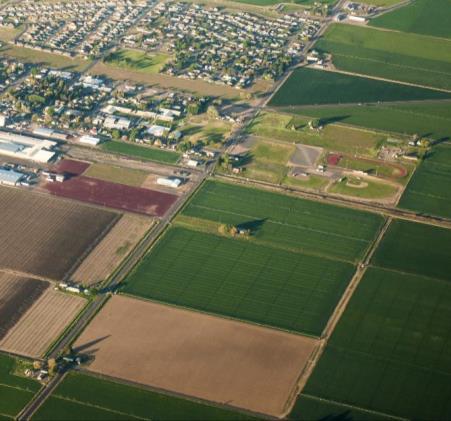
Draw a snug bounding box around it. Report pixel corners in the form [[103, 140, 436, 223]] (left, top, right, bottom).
[[157, 177, 182, 189], [79, 135, 101, 146], [0, 167, 24, 186], [0, 131, 57, 163]]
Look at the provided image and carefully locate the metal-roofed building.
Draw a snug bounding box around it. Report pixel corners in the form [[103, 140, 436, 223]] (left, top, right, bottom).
[[0, 168, 24, 186]]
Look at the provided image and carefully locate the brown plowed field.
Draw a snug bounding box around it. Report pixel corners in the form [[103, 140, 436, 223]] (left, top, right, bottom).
[[0, 186, 119, 281], [71, 215, 153, 286], [44, 176, 177, 217], [75, 296, 319, 417], [0, 272, 49, 340], [52, 159, 91, 176], [0, 289, 86, 357]]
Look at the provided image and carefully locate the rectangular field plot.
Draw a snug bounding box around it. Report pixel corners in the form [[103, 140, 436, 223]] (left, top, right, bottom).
[[399, 143, 451, 219], [33, 372, 253, 420], [73, 296, 318, 417], [182, 180, 383, 262], [0, 289, 86, 358], [0, 186, 118, 281], [302, 267, 451, 420], [316, 24, 451, 90], [44, 176, 177, 217], [71, 214, 153, 286], [269, 67, 450, 107], [372, 219, 451, 282], [124, 227, 355, 336], [0, 353, 41, 419]]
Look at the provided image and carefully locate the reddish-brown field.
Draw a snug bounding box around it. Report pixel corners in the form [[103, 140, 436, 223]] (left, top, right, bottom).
[[52, 159, 91, 176], [75, 296, 319, 417], [0, 186, 119, 281], [0, 288, 86, 357], [44, 176, 177, 217]]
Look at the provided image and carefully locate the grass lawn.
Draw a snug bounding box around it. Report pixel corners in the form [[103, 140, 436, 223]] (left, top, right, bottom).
[[181, 119, 232, 147], [371, 0, 451, 39], [282, 100, 451, 140], [372, 219, 451, 282], [249, 111, 385, 156], [33, 372, 251, 421], [123, 226, 355, 336], [283, 174, 330, 191], [303, 266, 451, 420], [102, 141, 180, 164], [269, 68, 450, 107], [316, 24, 451, 90], [399, 143, 451, 218], [328, 177, 398, 200], [0, 353, 41, 418], [104, 49, 171, 74], [0, 26, 22, 43], [84, 163, 148, 187], [181, 180, 384, 262]]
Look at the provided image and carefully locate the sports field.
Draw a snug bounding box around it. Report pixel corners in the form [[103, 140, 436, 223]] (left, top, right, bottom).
[[399, 143, 451, 218], [102, 141, 180, 164], [0, 353, 41, 419], [33, 372, 252, 420], [104, 49, 171, 74], [371, 0, 451, 39], [302, 266, 451, 420], [316, 24, 451, 90], [269, 68, 450, 107], [282, 100, 451, 140]]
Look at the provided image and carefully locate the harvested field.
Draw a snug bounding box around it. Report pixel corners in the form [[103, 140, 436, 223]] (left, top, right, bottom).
[[0, 186, 118, 281], [52, 159, 90, 176], [84, 163, 148, 187], [43, 176, 177, 217], [71, 214, 153, 286], [0, 289, 86, 358], [0, 273, 48, 340], [75, 296, 319, 417]]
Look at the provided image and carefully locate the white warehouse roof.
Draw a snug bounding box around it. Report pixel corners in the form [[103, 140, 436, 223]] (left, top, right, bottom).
[[0, 131, 57, 163]]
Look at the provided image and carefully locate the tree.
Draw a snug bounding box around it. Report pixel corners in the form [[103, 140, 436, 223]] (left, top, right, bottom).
[[47, 358, 57, 376], [111, 129, 121, 140], [207, 105, 219, 120]]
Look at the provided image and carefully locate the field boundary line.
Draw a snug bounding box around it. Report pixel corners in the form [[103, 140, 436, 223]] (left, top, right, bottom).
[[0, 383, 36, 394], [300, 393, 407, 421]]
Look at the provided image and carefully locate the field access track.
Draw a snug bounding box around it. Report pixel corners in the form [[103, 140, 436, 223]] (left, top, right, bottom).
[[74, 296, 319, 417]]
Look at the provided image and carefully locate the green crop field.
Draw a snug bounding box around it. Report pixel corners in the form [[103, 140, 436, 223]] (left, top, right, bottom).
[[84, 163, 148, 187], [302, 266, 451, 420], [372, 219, 451, 282], [102, 141, 180, 164], [181, 180, 384, 262], [282, 100, 451, 140], [371, 0, 451, 39], [399, 143, 451, 218], [123, 180, 383, 335], [269, 68, 451, 107], [0, 354, 41, 419], [104, 49, 171, 74], [123, 226, 355, 336], [33, 372, 250, 420], [316, 24, 451, 90]]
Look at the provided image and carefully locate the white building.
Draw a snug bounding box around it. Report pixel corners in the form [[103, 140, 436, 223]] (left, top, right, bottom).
[[79, 134, 101, 146], [0, 168, 24, 186], [147, 125, 168, 138], [0, 131, 57, 163], [157, 177, 182, 188]]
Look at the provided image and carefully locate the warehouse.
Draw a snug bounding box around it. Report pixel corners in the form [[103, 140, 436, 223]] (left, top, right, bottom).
[[0, 131, 57, 163], [0, 168, 24, 186]]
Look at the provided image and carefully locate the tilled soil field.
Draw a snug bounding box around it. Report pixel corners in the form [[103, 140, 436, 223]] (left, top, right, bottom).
[[0, 186, 119, 281], [0, 289, 86, 357], [71, 214, 153, 286], [75, 296, 319, 417], [0, 272, 49, 340]]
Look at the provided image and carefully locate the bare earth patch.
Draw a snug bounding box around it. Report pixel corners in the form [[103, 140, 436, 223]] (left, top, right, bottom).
[[75, 296, 319, 417], [0, 289, 86, 358], [71, 215, 153, 286]]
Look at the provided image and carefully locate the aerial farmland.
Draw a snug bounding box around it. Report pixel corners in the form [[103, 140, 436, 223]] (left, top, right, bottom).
[[0, 0, 450, 419]]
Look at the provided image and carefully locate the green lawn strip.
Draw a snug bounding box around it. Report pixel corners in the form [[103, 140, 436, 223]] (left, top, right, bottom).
[[0, 354, 41, 392], [0, 384, 36, 418], [399, 143, 451, 218], [289, 393, 398, 420], [316, 24, 451, 90], [34, 372, 254, 421], [282, 174, 329, 191], [269, 67, 450, 107], [371, 0, 451, 39], [281, 100, 451, 140], [182, 180, 384, 262], [303, 267, 451, 420], [102, 141, 180, 164], [84, 163, 148, 187], [123, 226, 355, 336], [372, 219, 451, 282], [328, 177, 398, 199], [0, 414, 13, 421], [104, 49, 171, 74]]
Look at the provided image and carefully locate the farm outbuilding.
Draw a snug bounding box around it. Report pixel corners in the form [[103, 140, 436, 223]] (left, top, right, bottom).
[[0, 168, 24, 186]]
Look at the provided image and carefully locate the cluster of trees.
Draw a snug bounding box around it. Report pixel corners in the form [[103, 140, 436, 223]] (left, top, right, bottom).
[[218, 224, 250, 237]]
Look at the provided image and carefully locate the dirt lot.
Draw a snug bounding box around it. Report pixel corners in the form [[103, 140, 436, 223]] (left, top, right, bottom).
[[74, 296, 319, 417], [0, 289, 86, 358], [71, 215, 153, 286], [0, 186, 119, 281], [0, 272, 48, 340]]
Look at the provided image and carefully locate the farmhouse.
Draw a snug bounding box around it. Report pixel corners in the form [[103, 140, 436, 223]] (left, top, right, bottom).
[[0, 131, 57, 163]]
